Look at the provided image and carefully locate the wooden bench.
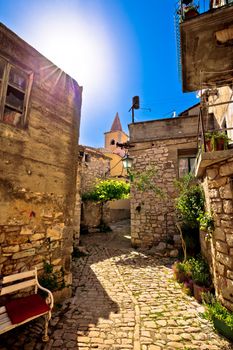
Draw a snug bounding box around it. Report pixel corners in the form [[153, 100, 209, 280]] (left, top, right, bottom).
[[0, 268, 54, 341]]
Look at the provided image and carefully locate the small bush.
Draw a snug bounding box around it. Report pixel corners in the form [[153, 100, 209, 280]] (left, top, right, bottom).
[[189, 256, 211, 287], [175, 174, 205, 229], [203, 297, 233, 331]]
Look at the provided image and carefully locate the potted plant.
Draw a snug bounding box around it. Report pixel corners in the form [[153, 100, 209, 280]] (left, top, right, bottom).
[[189, 256, 212, 302], [205, 131, 231, 152], [204, 299, 233, 341], [173, 260, 192, 283], [197, 211, 215, 241], [172, 261, 187, 283], [183, 5, 199, 19]]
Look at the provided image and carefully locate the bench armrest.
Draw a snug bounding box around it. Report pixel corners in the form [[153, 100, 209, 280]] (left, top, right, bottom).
[[35, 271, 54, 311]]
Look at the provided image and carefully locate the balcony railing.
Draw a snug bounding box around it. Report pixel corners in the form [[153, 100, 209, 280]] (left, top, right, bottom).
[[195, 127, 233, 177], [176, 0, 233, 22]]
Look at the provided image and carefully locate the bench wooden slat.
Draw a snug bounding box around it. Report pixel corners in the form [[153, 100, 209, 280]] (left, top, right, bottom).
[[2, 270, 36, 284], [0, 313, 11, 324], [0, 320, 12, 333], [0, 311, 48, 335], [0, 306, 6, 315], [0, 279, 36, 295]]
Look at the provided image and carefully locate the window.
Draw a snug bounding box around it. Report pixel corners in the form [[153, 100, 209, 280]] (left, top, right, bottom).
[[110, 139, 115, 145], [178, 157, 196, 177], [84, 154, 91, 162], [178, 149, 197, 178], [0, 56, 32, 127]]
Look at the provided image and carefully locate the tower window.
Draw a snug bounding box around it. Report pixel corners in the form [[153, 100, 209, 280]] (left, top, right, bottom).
[[110, 139, 115, 145]]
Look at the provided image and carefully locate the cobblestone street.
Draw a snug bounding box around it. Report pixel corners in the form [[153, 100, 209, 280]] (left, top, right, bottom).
[[0, 220, 233, 350]]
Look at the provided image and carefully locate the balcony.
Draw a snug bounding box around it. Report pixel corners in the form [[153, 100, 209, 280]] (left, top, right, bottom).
[[194, 112, 233, 177], [178, 1, 233, 92]]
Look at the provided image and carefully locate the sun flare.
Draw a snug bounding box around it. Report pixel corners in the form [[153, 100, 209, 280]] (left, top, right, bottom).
[[36, 12, 117, 101]]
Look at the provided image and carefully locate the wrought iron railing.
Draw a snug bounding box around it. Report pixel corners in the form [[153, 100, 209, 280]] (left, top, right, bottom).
[[176, 0, 233, 23]]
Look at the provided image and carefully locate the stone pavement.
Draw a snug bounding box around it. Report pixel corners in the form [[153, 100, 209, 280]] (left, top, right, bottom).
[[0, 220, 233, 350]]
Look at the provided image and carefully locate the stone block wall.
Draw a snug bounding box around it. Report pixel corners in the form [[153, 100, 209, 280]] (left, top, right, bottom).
[[200, 157, 233, 310], [130, 136, 197, 254], [0, 185, 74, 297], [78, 146, 110, 195]]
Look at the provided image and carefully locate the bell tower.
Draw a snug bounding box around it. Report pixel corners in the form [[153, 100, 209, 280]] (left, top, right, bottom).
[[104, 113, 128, 152]]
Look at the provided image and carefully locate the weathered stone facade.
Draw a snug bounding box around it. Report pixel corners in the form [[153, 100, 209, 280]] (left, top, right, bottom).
[[0, 23, 82, 299], [129, 114, 199, 253], [200, 157, 233, 310], [78, 145, 111, 195], [195, 84, 233, 310]]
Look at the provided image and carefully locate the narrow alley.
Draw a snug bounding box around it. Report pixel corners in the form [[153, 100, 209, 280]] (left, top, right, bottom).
[[0, 220, 232, 350]]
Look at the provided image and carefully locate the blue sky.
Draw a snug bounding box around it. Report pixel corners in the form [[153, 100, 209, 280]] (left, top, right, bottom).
[[0, 0, 198, 147]]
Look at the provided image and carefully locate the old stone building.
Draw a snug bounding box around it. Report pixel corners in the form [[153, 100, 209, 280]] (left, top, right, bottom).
[[0, 23, 82, 299], [78, 145, 111, 195], [129, 106, 200, 253], [178, 1, 233, 309], [195, 87, 233, 310]]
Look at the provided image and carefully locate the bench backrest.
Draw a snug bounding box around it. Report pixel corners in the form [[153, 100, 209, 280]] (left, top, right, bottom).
[[0, 269, 37, 296]]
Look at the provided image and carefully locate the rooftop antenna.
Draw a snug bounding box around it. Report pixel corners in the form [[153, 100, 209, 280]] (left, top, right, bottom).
[[129, 96, 140, 123]]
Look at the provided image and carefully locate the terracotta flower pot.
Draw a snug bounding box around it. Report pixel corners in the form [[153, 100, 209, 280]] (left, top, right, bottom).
[[193, 283, 211, 303], [206, 140, 213, 152], [174, 270, 186, 283], [216, 138, 225, 151]]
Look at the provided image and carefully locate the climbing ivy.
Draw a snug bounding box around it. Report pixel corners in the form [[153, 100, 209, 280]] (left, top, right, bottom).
[[130, 166, 165, 197]]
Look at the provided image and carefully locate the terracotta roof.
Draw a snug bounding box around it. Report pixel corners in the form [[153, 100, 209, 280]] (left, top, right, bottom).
[[110, 112, 122, 132]]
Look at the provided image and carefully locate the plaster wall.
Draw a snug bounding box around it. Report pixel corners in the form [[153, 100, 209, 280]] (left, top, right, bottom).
[[0, 24, 82, 298]]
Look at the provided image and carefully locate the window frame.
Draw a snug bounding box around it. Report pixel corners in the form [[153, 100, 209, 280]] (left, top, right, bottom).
[[0, 55, 33, 128], [178, 148, 197, 178]]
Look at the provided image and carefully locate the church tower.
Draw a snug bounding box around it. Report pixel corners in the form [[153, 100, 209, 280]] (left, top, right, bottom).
[[103, 113, 128, 177], [104, 112, 128, 152]]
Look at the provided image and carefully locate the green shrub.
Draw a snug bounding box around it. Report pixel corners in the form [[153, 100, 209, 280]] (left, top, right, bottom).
[[175, 173, 205, 229], [82, 179, 130, 202], [203, 298, 233, 330], [189, 256, 211, 287], [197, 211, 215, 240]]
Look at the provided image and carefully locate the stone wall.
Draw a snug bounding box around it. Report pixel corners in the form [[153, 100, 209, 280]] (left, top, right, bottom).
[[81, 199, 130, 232], [200, 158, 233, 310], [78, 146, 110, 195], [108, 199, 130, 222], [0, 24, 82, 299], [129, 136, 197, 254]]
